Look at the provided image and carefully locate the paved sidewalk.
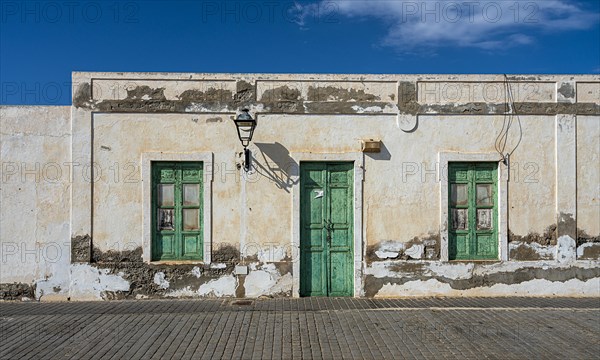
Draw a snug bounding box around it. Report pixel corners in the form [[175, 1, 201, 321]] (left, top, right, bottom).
[[1, 298, 599, 359]]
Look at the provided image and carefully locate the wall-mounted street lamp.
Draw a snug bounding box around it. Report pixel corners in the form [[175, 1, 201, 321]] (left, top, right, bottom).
[[233, 109, 257, 172]]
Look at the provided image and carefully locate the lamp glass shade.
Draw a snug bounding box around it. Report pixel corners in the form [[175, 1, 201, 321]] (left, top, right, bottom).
[[234, 110, 256, 147]]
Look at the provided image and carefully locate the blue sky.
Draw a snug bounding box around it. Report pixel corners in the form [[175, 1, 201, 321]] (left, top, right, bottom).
[[1, 0, 599, 105]]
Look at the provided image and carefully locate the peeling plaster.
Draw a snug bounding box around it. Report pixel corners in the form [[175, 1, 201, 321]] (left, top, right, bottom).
[[307, 86, 381, 102], [375, 251, 399, 259], [377, 241, 406, 253], [36, 276, 69, 301], [153, 272, 170, 289], [197, 275, 237, 297], [245, 263, 292, 298], [558, 83, 575, 100], [405, 244, 424, 259], [191, 267, 202, 278], [577, 242, 600, 260], [369, 236, 439, 263], [376, 278, 600, 297], [428, 262, 474, 280], [365, 259, 600, 297], [69, 264, 130, 301], [351, 105, 383, 113], [72, 76, 600, 116], [164, 275, 237, 298], [257, 245, 288, 263], [509, 241, 555, 261], [556, 236, 577, 264]]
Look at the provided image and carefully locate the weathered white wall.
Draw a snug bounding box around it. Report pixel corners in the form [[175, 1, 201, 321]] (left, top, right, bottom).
[[0, 106, 71, 299], [362, 115, 557, 245], [577, 116, 600, 237], [1, 73, 599, 300], [90, 113, 560, 255], [92, 113, 241, 254], [505, 116, 556, 235]]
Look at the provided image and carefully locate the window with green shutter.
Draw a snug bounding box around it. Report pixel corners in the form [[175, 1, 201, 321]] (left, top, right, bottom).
[[152, 162, 203, 261], [448, 162, 498, 260]]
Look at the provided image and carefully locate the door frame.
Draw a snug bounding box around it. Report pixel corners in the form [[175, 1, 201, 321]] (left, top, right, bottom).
[[438, 152, 508, 262], [291, 152, 365, 298], [142, 152, 214, 264]]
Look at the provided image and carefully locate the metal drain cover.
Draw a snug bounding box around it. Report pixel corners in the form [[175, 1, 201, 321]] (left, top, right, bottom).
[[231, 300, 253, 306]]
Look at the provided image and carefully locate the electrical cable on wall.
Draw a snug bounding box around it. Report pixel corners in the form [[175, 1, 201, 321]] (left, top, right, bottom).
[[495, 74, 523, 165]]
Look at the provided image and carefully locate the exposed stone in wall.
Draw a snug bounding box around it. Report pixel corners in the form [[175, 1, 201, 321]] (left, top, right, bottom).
[[73, 82, 92, 107], [507, 225, 599, 261], [261, 85, 301, 102], [235, 80, 255, 103], [177, 88, 233, 102], [307, 86, 380, 102], [577, 242, 600, 260], [95, 99, 186, 112], [264, 100, 304, 113], [398, 81, 419, 114], [364, 260, 600, 297], [303, 101, 395, 114], [410, 102, 599, 116], [509, 225, 557, 246], [0, 283, 35, 301], [557, 213, 577, 240], [92, 246, 142, 263], [86, 98, 600, 115], [577, 230, 600, 246], [367, 234, 440, 264], [98, 262, 233, 299], [509, 242, 555, 261], [576, 223, 600, 261], [558, 83, 575, 99], [90, 247, 233, 299], [424, 234, 440, 260], [64, 243, 292, 300], [74, 78, 600, 115], [126, 86, 166, 100], [71, 235, 92, 263], [211, 243, 241, 264]]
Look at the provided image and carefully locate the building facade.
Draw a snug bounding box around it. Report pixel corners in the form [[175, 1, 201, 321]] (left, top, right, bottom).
[[1, 72, 599, 301]]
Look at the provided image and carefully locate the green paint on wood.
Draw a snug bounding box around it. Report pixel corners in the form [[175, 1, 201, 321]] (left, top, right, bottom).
[[300, 162, 354, 297], [152, 162, 203, 261], [448, 162, 498, 260]]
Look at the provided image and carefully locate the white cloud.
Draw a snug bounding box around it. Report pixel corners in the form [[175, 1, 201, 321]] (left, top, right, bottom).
[[287, 2, 321, 27], [304, 0, 599, 51]]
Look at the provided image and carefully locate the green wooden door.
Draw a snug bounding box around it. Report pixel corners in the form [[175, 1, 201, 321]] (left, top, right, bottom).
[[448, 162, 498, 260], [300, 162, 354, 297], [152, 162, 203, 261]]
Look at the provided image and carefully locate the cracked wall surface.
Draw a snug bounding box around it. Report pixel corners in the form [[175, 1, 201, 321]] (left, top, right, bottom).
[[1, 73, 599, 300]]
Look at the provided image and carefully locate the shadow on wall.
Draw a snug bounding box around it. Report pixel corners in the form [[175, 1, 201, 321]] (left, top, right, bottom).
[[364, 141, 392, 161], [253, 142, 298, 192]]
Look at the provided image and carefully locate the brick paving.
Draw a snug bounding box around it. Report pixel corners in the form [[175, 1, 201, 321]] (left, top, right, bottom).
[[1, 298, 599, 359]]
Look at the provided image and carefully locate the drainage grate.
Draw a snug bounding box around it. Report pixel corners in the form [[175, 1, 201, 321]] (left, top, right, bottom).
[[231, 300, 253, 306]]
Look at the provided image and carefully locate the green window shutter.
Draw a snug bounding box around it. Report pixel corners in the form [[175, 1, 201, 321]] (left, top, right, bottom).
[[152, 162, 203, 261], [448, 162, 498, 260]]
